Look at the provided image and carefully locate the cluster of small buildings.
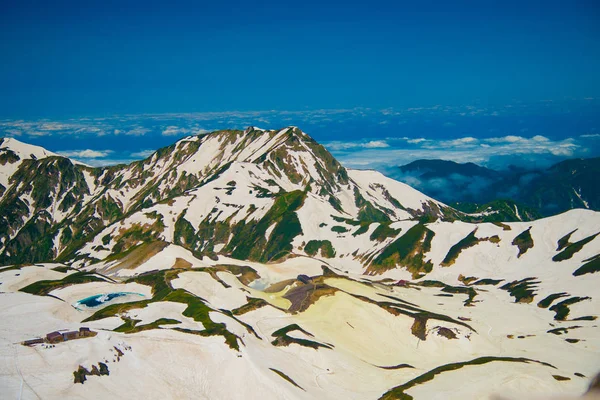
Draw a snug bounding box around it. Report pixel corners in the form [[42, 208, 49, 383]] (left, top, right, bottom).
[[22, 327, 95, 346]]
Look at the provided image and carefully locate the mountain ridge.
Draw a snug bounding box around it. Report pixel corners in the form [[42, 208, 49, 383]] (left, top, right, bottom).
[[0, 128, 596, 274], [1, 128, 600, 399], [394, 157, 600, 216], [0, 127, 458, 267]]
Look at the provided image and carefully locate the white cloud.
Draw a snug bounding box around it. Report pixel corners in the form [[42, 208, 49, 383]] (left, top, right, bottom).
[[162, 126, 189, 136], [161, 125, 210, 136], [581, 134, 600, 139], [3, 129, 23, 137], [59, 149, 113, 158], [75, 126, 106, 136], [485, 135, 524, 144], [363, 140, 390, 148], [324, 140, 390, 150], [191, 128, 210, 135], [38, 122, 73, 131], [434, 137, 479, 148], [532, 135, 550, 142], [329, 134, 584, 171], [407, 138, 427, 144], [26, 131, 48, 137], [130, 150, 155, 159], [125, 127, 150, 136]]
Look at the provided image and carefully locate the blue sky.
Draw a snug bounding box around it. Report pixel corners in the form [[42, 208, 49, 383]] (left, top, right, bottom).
[[1, 0, 599, 117], [0, 1, 599, 171]]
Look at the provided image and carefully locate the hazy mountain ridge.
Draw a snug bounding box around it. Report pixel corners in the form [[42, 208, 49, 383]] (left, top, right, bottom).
[[394, 158, 600, 217]]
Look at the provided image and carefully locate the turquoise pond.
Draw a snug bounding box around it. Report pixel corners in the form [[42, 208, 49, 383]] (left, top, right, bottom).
[[75, 292, 144, 308]]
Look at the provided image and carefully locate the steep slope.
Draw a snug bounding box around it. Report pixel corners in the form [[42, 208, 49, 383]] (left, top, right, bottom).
[[522, 157, 600, 214], [394, 157, 600, 217], [0, 137, 61, 197], [1, 209, 598, 399], [0, 128, 458, 265], [452, 199, 542, 222]]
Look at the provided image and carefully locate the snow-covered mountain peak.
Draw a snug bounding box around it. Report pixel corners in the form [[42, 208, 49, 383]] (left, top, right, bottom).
[[0, 136, 58, 161]]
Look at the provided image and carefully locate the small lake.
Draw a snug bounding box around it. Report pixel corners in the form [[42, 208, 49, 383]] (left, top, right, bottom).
[[247, 278, 270, 291], [74, 292, 144, 309]]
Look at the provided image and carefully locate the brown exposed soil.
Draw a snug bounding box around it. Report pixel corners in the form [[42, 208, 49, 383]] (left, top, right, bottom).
[[283, 281, 338, 313], [171, 257, 193, 269]]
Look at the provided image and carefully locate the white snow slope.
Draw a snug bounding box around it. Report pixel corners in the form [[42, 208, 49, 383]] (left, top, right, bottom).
[[0, 129, 599, 400]]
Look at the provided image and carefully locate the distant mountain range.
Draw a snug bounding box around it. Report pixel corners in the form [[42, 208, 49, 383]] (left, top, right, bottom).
[[394, 157, 600, 217]]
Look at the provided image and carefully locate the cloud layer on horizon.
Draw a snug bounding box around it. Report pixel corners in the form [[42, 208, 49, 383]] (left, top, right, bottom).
[[327, 134, 596, 171], [0, 99, 598, 169]]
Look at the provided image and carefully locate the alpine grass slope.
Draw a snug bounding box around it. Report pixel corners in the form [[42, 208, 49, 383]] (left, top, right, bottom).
[[0, 128, 599, 399]]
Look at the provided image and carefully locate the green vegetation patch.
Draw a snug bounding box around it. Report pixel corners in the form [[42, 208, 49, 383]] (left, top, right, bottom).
[[269, 368, 305, 391], [547, 326, 581, 335], [368, 223, 435, 278], [115, 317, 180, 334], [173, 210, 197, 248], [557, 229, 577, 251], [549, 296, 590, 321], [471, 278, 504, 286], [441, 229, 499, 266], [0, 148, 20, 164], [331, 225, 349, 233], [512, 227, 534, 258], [167, 289, 243, 349], [573, 254, 600, 276], [304, 240, 336, 258], [351, 292, 474, 342], [352, 223, 370, 237], [411, 315, 428, 340], [552, 375, 571, 381], [500, 277, 540, 303], [492, 222, 512, 231], [415, 280, 478, 306], [227, 190, 306, 263], [331, 215, 361, 226], [0, 264, 27, 273], [231, 297, 269, 316], [458, 275, 478, 285], [357, 201, 390, 223], [378, 356, 555, 400], [369, 223, 401, 242], [571, 315, 597, 321], [441, 230, 479, 266], [271, 323, 332, 350], [82, 269, 243, 350], [377, 364, 414, 370], [108, 218, 166, 258], [20, 272, 106, 296], [207, 264, 261, 286], [537, 292, 569, 308], [553, 232, 599, 262], [51, 265, 75, 273]]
